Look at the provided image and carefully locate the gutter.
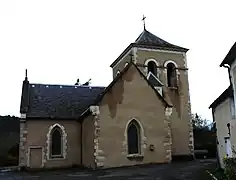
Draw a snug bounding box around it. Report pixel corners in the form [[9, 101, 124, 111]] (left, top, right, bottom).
[[222, 64, 232, 86]]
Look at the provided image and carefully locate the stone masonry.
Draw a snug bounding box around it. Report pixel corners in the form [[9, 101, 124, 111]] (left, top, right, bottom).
[[90, 106, 105, 168], [19, 116, 27, 167], [164, 107, 173, 162]]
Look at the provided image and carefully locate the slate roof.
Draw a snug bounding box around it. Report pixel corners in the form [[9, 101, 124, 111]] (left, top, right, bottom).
[[20, 80, 105, 119], [147, 72, 163, 87], [110, 29, 188, 67], [220, 42, 236, 67], [20, 61, 172, 120], [135, 29, 188, 51], [209, 85, 233, 109]]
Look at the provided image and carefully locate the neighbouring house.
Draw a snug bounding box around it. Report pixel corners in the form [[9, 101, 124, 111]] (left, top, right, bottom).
[[19, 26, 194, 170], [209, 42, 236, 168]]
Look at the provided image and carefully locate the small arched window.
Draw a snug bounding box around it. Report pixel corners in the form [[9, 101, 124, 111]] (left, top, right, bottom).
[[50, 126, 62, 158], [127, 120, 140, 154], [167, 62, 177, 87], [124, 62, 129, 68], [147, 61, 157, 76], [116, 70, 120, 76]]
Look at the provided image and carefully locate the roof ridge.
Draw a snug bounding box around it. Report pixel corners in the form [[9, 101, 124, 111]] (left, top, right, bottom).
[[30, 83, 105, 88]]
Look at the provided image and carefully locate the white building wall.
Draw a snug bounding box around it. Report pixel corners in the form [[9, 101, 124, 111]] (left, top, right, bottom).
[[214, 98, 232, 168]]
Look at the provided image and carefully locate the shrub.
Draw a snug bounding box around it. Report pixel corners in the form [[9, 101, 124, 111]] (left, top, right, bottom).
[[223, 157, 236, 180]]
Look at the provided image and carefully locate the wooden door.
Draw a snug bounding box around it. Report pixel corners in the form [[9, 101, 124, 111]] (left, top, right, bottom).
[[29, 147, 42, 168]]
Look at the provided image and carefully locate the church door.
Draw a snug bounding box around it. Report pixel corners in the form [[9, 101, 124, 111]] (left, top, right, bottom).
[[29, 147, 43, 168]]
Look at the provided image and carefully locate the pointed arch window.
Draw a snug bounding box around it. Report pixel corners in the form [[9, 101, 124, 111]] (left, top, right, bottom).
[[116, 70, 120, 76], [167, 62, 177, 87], [50, 126, 63, 158], [147, 61, 157, 77], [127, 120, 141, 154]]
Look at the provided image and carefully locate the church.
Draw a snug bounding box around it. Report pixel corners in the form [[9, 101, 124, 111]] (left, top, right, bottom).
[[19, 24, 194, 169]]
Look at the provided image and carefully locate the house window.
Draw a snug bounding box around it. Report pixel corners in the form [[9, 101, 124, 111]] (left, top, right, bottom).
[[50, 126, 63, 158], [127, 120, 140, 154], [147, 61, 157, 76], [167, 62, 177, 87]]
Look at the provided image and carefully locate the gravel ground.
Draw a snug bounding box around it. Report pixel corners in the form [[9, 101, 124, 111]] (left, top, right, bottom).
[[0, 159, 217, 180]]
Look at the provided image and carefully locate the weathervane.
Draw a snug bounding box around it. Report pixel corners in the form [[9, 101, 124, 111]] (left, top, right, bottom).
[[142, 15, 146, 30]]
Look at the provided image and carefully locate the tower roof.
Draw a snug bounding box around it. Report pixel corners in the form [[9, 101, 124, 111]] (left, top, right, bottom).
[[110, 29, 188, 68], [134, 29, 188, 52]]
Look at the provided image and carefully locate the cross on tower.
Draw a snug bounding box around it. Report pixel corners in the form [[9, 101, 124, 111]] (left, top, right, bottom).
[[142, 15, 146, 30], [25, 69, 28, 80]]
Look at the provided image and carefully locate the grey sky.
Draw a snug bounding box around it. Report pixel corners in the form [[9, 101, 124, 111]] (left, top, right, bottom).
[[0, 0, 235, 120]]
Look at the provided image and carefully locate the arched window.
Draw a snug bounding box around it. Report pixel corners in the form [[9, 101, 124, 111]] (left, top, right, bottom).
[[50, 126, 62, 158], [147, 61, 157, 76], [116, 70, 120, 76], [167, 62, 177, 87], [124, 62, 129, 68], [127, 120, 140, 154]]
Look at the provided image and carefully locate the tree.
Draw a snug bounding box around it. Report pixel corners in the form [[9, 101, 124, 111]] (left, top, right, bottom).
[[192, 113, 208, 130], [191, 113, 217, 157]]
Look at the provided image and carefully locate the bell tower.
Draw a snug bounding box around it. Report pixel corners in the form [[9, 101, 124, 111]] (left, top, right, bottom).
[[109, 22, 194, 159]]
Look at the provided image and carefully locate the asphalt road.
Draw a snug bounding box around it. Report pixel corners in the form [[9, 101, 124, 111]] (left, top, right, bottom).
[[0, 159, 216, 180]]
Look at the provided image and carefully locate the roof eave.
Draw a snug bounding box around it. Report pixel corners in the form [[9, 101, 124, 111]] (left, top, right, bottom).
[[220, 42, 236, 67], [26, 116, 81, 120], [133, 44, 188, 52], [110, 43, 188, 68], [209, 85, 233, 109], [110, 43, 134, 68]]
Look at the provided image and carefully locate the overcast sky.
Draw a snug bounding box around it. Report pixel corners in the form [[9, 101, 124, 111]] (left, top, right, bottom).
[[0, 0, 235, 120]]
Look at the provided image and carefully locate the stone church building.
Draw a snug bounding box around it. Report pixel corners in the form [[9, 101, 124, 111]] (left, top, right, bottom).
[[19, 27, 194, 169]]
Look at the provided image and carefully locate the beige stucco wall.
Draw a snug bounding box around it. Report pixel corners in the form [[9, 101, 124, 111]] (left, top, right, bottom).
[[112, 53, 131, 78], [20, 120, 81, 169], [214, 98, 233, 168], [82, 115, 95, 168], [96, 65, 172, 168], [112, 48, 193, 157]]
